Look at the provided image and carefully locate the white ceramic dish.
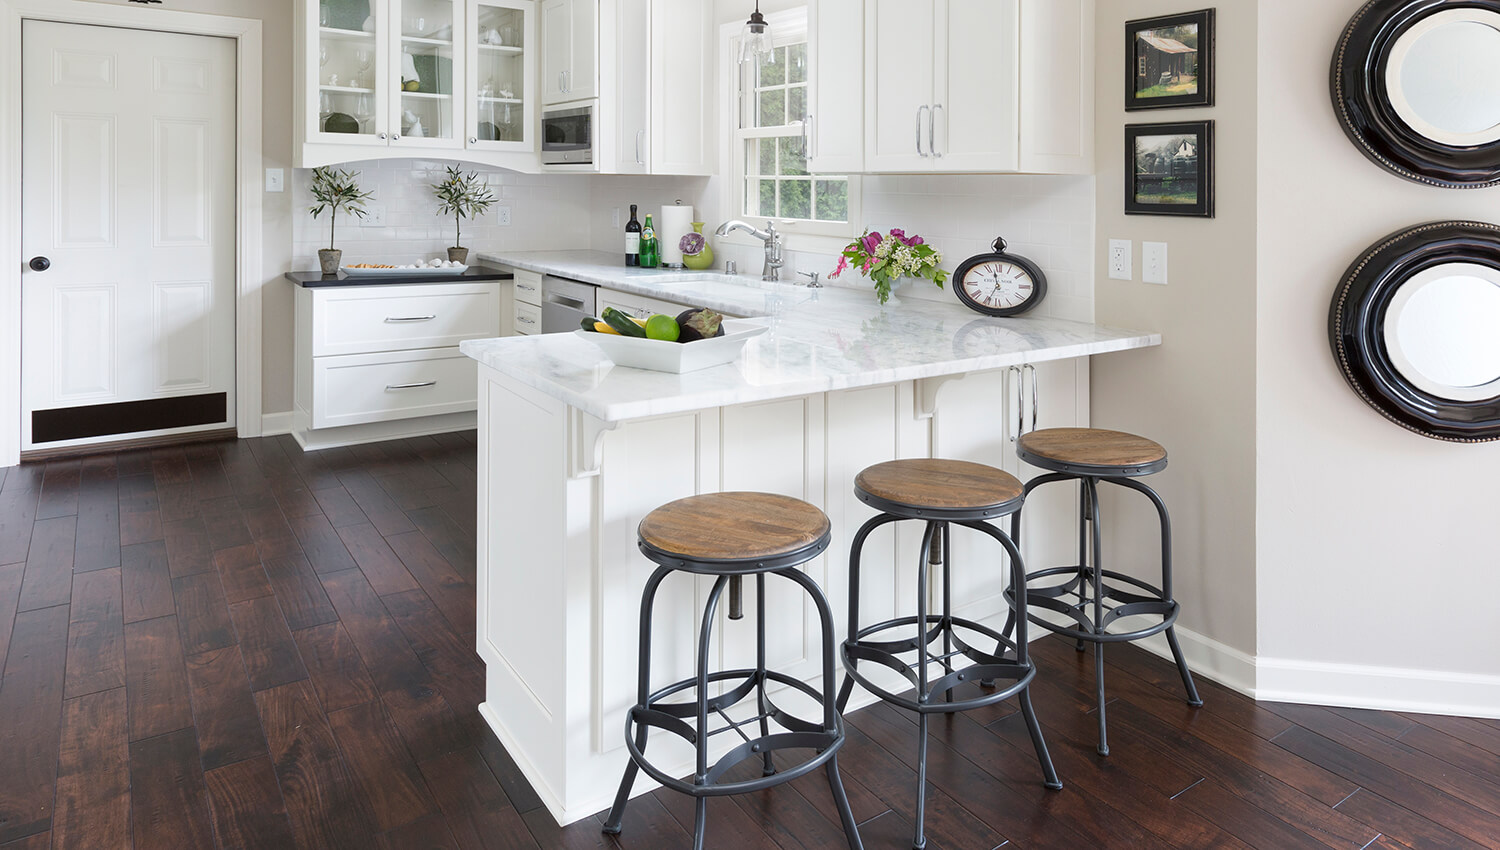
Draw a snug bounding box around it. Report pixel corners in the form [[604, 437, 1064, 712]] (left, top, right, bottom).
[[574, 318, 769, 373], [341, 264, 468, 277]]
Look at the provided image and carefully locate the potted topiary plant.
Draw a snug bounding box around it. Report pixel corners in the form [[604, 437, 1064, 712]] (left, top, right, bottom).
[[307, 166, 374, 275], [431, 164, 496, 264]]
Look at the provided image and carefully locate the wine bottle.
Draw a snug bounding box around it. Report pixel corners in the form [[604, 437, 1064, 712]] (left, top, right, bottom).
[[640, 214, 659, 268], [624, 204, 642, 267]]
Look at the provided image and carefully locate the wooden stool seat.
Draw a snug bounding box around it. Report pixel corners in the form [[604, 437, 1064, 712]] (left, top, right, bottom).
[[854, 459, 1023, 515], [638, 492, 831, 565], [1017, 428, 1167, 476]]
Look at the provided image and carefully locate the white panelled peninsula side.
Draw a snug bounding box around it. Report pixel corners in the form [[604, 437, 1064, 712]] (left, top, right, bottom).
[[463, 252, 1155, 826]]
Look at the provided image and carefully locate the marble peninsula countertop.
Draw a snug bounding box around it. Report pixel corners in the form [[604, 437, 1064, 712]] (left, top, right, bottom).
[[462, 250, 1160, 422]]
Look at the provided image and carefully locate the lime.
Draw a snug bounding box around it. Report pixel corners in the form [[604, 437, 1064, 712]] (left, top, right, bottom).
[[644, 314, 680, 341]]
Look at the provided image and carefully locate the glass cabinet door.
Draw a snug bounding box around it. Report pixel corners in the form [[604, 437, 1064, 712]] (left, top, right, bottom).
[[391, 0, 463, 147], [311, 0, 389, 142], [469, 0, 532, 150]]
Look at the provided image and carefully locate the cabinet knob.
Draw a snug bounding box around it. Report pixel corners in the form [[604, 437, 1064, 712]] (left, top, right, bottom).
[[28, 256, 50, 272], [392, 133, 401, 141], [469, 136, 478, 144], [378, 132, 388, 140]]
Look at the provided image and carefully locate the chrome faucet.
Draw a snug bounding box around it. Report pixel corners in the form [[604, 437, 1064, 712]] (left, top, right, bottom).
[[715, 219, 783, 281]]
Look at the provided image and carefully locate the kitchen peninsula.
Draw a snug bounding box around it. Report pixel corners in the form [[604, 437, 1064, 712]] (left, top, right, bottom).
[[461, 251, 1158, 825]]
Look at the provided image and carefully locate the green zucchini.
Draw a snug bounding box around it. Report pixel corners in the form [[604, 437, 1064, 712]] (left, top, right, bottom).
[[601, 307, 648, 338], [581, 316, 600, 331]]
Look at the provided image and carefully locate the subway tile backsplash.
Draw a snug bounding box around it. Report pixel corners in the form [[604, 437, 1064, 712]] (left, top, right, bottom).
[[291, 162, 1093, 322]]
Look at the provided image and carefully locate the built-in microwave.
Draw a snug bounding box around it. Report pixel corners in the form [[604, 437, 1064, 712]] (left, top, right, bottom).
[[540, 101, 596, 167]]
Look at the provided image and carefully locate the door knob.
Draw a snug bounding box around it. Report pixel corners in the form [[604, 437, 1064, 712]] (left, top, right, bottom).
[[29, 256, 49, 272]]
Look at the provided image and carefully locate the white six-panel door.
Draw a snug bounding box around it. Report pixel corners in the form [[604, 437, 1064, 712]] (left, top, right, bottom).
[[21, 21, 237, 449]]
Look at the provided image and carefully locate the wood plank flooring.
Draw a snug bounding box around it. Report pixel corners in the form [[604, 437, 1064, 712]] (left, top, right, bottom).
[[1, 433, 1498, 849]]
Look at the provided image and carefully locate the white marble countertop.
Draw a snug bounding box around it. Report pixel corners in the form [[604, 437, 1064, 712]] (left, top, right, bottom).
[[463, 250, 1160, 422]]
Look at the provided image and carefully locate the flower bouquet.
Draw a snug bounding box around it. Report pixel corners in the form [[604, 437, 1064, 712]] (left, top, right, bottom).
[[831, 228, 948, 305]]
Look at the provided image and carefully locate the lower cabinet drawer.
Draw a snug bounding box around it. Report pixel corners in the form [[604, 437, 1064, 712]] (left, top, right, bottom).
[[514, 300, 541, 335], [312, 283, 500, 357], [312, 348, 476, 429]]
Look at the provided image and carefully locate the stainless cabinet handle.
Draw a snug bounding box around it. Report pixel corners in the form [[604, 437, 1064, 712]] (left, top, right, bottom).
[[916, 105, 928, 157], [469, 136, 478, 144], [558, 70, 564, 92], [517, 315, 536, 324], [807, 112, 816, 159], [931, 103, 943, 158], [1025, 363, 1038, 433], [393, 133, 401, 141], [385, 315, 436, 322], [378, 132, 388, 140], [386, 381, 437, 390], [563, 69, 570, 93], [635, 128, 645, 165], [1009, 365, 1022, 442]]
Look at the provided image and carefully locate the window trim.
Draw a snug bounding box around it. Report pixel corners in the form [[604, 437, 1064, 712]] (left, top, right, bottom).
[[718, 10, 860, 250]]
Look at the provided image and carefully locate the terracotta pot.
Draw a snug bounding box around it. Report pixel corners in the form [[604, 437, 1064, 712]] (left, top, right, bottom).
[[318, 249, 342, 276], [448, 247, 470, 263]]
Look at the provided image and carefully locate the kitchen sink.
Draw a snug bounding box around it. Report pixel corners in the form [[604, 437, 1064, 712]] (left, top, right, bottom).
[[635, 273, 730, 284]]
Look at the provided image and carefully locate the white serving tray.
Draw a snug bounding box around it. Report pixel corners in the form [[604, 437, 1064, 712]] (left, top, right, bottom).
[[341, 264, 468, 277], [574, 318, 769, 373]]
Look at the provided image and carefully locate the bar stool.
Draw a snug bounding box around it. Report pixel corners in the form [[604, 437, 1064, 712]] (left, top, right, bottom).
[[1009, 427, 1202, 756], [602, 492, 863, 850], [837, 459, 1061, 850]]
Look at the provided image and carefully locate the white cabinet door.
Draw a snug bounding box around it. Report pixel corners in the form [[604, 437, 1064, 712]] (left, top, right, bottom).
[[808, 0, 864, 174], [389, 0, 464, 150], [1018, 0, 1095, 174], [567, 0, 599, 101], [649, 0, 712, 175], [864, 0, 935, 172], [939, 0, 1020, 171], [304, 0, 393, 147], [468, 0, 536, 155], [614, 0, 651, 174], [540, 0, 572, 104]]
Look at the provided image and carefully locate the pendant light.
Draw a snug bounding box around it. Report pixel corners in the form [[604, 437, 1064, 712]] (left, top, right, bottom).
[[739, 1, 774, 64]]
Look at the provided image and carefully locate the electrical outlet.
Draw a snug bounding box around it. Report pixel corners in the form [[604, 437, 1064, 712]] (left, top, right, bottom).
[[1143, 241, 1168, 285], [360, 205, 385, 227], [1108, 239, 1132, 280], [496, 205, 512, 226], [264, 168, 284, 193], [612, 207, 620, 228]]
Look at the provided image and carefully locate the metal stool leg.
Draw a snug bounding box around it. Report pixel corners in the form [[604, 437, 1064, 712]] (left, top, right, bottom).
[[692, 797, 708, 850], [913, 712, 930, 850], [838, 513, 901, 713], [1077, 482, 1090, 653], [911, 521, 937, 850], [989, 522, 1062, 790], [691, 576, 730, 848], [603, 565, 674, 834], [1085, 478, 1109, 756], [755, 573, 777, 775]]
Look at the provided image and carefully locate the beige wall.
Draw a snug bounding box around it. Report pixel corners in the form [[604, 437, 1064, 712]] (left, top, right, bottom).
[[1091, 0, 1259, 659], [1256, 0, 1500, 681], [81, 0, 297, 417]]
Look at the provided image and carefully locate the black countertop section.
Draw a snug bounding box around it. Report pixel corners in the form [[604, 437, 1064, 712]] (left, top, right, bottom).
[[285, 265, 514, 287]]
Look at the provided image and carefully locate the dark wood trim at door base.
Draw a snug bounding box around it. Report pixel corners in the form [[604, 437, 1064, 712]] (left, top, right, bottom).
[[31, 392, 228, 445], [20, 427, 238, 462]]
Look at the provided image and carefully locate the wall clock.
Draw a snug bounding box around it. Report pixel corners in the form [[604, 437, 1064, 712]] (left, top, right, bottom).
[[953, 238, 1047, 317], [1329, 220, 1500, 442], [1332, 0, 1500, 188]]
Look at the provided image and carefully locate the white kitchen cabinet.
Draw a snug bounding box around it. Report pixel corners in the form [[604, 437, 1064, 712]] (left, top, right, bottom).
[[293, 281, 500, 449], [610, 0, 651, 175], [541, 0, 597, 104], [467, 0, 538, 162], [807, 0, 865, 174], [858, 0, 1094, 175]]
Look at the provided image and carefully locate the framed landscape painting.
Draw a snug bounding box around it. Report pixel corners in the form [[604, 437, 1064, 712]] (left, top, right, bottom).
[[1126, 121, 1214, 217], [1126, 9, 1215, 110]]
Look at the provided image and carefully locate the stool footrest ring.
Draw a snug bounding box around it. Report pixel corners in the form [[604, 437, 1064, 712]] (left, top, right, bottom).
[[841, 615, 1036, 714], [1008, 566, 1180, 643]]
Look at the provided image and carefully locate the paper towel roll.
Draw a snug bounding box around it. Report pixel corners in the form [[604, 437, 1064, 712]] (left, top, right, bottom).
[[659, 203, 694, 268]]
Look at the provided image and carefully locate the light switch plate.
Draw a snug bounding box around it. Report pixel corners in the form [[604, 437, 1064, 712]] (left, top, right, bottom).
[[497, 205, 512, 226], [264, 168, 284, 193], [360, 205, 385, 227], [1108, 239, 1132, 280], [1143, 241, 1168, 285]]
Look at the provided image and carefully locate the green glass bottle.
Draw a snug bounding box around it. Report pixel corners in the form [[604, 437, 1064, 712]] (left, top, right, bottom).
[[639, 214, 660, 268]]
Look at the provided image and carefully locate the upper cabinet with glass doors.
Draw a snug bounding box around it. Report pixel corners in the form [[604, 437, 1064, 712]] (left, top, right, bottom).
[[295, 0, 538, 170]]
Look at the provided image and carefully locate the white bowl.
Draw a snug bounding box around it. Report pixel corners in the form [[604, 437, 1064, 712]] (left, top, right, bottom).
[[574, 318, 769, 373]]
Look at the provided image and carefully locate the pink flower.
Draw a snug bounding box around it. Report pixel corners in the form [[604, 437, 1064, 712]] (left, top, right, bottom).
[[889, 228, 906, 241], [861, 259, 873, 272], [832, 255, 849, 278], [906, 235, 924, 246], [861, 232, 883, 254]]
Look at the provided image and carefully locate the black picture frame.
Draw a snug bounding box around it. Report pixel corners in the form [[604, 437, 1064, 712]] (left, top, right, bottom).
[[1125, 121, 1214, 217], [1331, 0, 1500, 188], [1126, 9, 1215, 110], [1328, 220, 1500, 442]]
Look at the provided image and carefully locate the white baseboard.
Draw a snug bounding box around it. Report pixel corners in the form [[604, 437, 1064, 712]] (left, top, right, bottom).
[[1254, 656, 1500, 720], [1132, 623, 1258, 698], [260, 410, 294, 437]]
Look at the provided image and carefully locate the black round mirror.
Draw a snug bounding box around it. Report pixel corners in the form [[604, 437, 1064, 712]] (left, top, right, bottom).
[[1330, 221, 1500, 442], [1332, 0, 1500, 187]]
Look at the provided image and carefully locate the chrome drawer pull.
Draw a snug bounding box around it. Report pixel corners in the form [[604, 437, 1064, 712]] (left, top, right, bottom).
[[517, 315, 536, 324], [386, 381, 437, 390], [385, 315, 436, 323]]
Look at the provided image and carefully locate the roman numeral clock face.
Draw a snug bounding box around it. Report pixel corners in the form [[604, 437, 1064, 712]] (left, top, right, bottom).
[[954, 242, 1047, 317]]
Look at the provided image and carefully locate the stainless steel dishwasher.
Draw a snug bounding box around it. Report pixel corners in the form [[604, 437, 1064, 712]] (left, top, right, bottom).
[[541, 275, 598, 334]]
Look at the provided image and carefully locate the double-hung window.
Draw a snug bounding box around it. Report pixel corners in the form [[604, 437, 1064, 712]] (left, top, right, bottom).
[[730, 10, 857, 240]]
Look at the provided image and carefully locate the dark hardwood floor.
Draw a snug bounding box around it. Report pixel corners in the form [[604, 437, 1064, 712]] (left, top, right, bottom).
[[1, 434, 1498, 849]]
